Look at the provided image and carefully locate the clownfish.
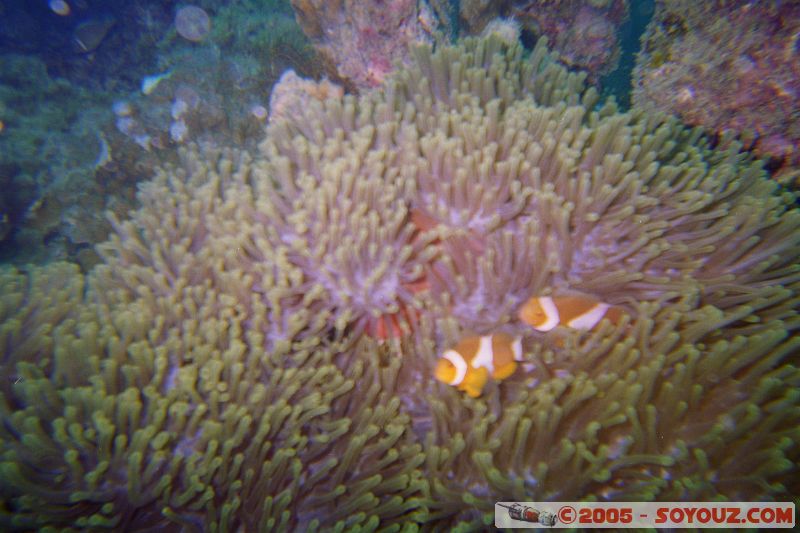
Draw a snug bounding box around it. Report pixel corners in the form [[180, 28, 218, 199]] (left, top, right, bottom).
[[434, 333, 523, 397], [518, 295, 625, 332]]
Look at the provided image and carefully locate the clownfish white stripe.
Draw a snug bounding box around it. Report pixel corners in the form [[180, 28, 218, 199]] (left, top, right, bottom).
[[442, 349, 468, 385], [536, 297, 560, 332], [472, 335, 496, 374], [567, 302, 610, 329], [511, 336, 523, 361]]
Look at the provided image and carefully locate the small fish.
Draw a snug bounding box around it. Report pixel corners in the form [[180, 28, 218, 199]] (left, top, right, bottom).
[[141, 71, 172, 95], [94, 132, 111, 168], [518, 295, 625, 332], [49, 0, 71, 16], [73, 15, 116, 53], [435, 333, 523, 398]]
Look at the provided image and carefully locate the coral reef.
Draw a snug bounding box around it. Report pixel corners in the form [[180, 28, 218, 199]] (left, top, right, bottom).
[[201, 0, 319, 87], [268, 70, 344, 125], [113, 0, 319, 152], [509, 0, 630, 83], [1, 0, 179, 93], [634, 0, 800, 184], [459, 0, 508, 35], [0, 53, 126, 268], [479, 16, 522, 46], [0, 0, 320, 266], [1, 36, 799, 530], [457, 1, 629, 83], [290, 0, 438, 89]]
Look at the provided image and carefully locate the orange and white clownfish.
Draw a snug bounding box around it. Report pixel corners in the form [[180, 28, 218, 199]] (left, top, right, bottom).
[[518, 295, 625, 332], [434, 333, 523, 398]]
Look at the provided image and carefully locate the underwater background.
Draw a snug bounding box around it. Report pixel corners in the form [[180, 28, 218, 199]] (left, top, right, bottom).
[[1, 0, 798, 530]]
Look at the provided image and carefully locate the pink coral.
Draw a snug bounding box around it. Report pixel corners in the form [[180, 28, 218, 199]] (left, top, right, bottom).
[[290, 0, 434, 90], [267, 70, 344, 124], [634, 0, 800, 181], [510, 0, 629, 82]]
